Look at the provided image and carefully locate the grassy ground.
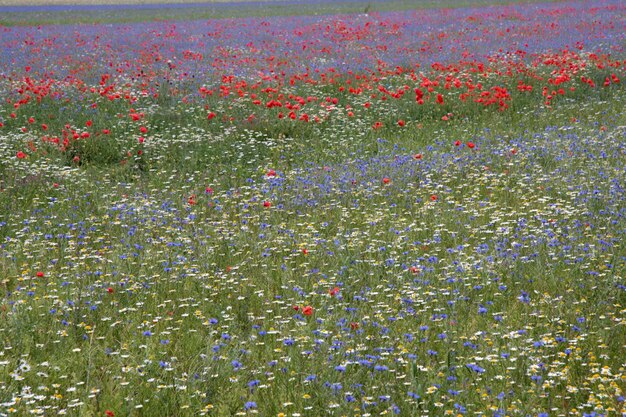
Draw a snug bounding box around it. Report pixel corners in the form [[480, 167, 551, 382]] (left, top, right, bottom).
[[0, 0, 564, 26]]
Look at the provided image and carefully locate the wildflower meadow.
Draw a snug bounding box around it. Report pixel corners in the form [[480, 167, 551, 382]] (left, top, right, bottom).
[[0, 0, 625, 416]]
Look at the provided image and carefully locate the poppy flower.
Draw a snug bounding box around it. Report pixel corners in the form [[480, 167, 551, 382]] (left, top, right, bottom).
[[329, 286, 340, 296], [467, 141, 475, 149], [302, 306, 313, 316], [454, 140, 461, 147], [382, 177, 391, 185], [263, 201, 271, 208], [397, 119, 405, 127], [207, 112, 216, 120], [266, 169, 276, 177], [413, 154, 423, 160], [436, 94, 444, 104], [105, 411, 115, 417], [139, 126, 148, 134], [430, 195, 438, 201], [350, 322, 359, 330], [107, 287, 114, 294], [16, 151, 27, 159], [36, 271, 44, 278]]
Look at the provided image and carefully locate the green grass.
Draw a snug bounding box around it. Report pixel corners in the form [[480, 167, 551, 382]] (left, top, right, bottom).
[[0, 0, 566, 26], [1, 85, 625, 415]]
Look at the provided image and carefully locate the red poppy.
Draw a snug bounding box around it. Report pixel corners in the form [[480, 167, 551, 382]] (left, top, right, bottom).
[[454, 140, 461, 147], [16, 151, 27, 159], [413, 154, 422, 160], [302, 306, 313, 316], [266, 169, 276, 177], [397, 119, 405, 127], [105, 410, 115, 417], [107, 287, 114, 294], [36, 271, 44, 278], [263, 201, 271, 208], [139, 126, 148, 134], [382, 177, 391, 185], [467, 141, 475, 149], [329, 286, 340, 296], [207, 112, 216, 120], [436, 94, 444, 104], [430, 194, 438, 201], [350, 322, 359, 330]]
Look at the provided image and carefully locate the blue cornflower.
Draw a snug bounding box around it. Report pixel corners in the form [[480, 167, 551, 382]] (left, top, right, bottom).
[[466, 363, 485, 373]]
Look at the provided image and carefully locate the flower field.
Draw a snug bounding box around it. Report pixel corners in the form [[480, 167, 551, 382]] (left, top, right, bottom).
[[0, 0, 625, 416]]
